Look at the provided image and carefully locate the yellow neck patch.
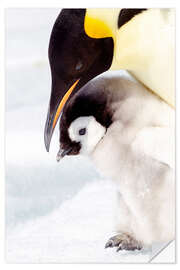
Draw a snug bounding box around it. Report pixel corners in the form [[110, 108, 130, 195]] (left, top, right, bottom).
[[84, 15, 112, 39], [84, 9, 120, 39]]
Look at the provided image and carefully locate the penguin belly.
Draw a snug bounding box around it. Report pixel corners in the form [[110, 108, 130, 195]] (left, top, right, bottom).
[[110, 9, 175, 107]]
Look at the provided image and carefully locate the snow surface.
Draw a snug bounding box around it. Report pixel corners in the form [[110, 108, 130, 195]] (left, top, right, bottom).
[[6, 180, 150, 263], [6, 9, 151, 263]]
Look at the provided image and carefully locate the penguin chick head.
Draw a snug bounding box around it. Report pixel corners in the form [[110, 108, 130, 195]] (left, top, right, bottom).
[[56, 78, 113, 161], [57, 116, 106, 160]]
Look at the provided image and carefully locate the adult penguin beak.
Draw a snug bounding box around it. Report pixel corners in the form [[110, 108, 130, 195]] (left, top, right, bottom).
[[44, 79, 80, 152]]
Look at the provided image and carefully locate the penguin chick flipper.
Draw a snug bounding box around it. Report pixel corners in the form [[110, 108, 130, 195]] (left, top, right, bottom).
[[105, 233, 143, 252]]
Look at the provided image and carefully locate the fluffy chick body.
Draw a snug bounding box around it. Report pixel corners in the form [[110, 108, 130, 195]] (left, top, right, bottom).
[[59, 73, 175, 247]]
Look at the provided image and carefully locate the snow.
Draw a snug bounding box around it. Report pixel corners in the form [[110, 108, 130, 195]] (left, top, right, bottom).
[[6, 180, 150, 263], [6, 9, 151, 263]]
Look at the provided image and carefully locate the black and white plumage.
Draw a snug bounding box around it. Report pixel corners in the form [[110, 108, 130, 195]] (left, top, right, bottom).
[[57, 73, 175, 251]]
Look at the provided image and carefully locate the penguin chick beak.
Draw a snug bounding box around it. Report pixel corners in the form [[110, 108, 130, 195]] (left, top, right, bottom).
[[56, 147, 73, 162], [44, 79, 80, 152]]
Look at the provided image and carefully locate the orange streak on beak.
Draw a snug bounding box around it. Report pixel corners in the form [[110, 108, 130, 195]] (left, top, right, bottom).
[[52, 79, 80, 129]]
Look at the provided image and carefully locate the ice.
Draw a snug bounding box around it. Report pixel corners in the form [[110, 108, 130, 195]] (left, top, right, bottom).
[[6, 9, 151, 263]]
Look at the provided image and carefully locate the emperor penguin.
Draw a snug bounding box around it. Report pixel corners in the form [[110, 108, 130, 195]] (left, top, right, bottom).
[[56, 73, 175, 251], [44, 8, 175, 151]]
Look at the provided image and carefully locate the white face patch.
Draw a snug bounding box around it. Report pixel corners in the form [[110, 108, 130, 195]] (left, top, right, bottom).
[[68, 116, 106, 155]]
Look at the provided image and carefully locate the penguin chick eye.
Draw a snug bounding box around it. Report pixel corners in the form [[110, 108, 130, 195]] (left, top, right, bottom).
[[75, 60, 83, 71], [79, 128, 86, 136]]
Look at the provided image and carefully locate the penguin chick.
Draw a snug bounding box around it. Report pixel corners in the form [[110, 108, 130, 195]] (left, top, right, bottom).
[[57, 74, 175, 251]]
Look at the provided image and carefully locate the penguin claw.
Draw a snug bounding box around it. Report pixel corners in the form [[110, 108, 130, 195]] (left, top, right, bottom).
[[116, 244, 123, 252], [105, 233, 143, 252]]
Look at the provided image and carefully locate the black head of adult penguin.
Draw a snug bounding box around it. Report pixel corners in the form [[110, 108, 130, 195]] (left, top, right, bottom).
[[44, 9, 114, 151]]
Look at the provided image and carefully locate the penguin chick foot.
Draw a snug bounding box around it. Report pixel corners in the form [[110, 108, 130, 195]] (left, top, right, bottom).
[[105, 233, 142, 252]]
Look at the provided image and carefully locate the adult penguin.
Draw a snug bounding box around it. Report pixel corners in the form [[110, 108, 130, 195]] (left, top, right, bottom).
[[44, 8, 175, 151]]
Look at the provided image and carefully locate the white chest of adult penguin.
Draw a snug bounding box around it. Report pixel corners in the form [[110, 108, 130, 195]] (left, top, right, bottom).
[[57, 73, 175, 251], [44, 8, 175, 152]]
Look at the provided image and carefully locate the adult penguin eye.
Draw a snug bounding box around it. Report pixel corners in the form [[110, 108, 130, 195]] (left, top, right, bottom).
[[75, 60, 83, 71], [79, 128, 86, 136]]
